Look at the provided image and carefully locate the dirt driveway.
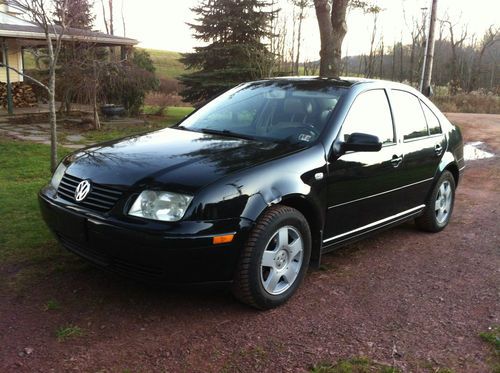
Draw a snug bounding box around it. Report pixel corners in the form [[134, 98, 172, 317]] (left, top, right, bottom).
[[1, 113, 499, 372]]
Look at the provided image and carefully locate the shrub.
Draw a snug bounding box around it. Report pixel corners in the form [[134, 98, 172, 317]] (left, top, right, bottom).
[[99, 62, 158, 116], [432, 93, 500, 114], [145, 92, 184, 107], [157, 78, 181, 96]]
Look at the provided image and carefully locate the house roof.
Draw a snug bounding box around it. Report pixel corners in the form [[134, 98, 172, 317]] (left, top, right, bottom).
[[0, 11, 138, 46]]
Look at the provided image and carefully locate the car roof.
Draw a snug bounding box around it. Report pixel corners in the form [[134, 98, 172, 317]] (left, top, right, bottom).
[[260, 76, 417, 91]]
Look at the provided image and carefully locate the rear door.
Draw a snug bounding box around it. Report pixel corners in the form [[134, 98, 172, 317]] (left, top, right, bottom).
[[388, 90, 446, 210]]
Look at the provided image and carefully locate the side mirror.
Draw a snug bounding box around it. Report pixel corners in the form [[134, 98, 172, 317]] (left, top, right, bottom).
[[341, 132, 382, 154]]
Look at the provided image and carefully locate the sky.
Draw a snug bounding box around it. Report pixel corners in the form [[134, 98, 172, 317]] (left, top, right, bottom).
[[96, 0, 499, 59]]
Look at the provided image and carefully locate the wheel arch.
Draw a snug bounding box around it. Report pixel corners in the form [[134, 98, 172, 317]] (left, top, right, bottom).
[[242, 191, 324, 268], [438, 151, 460, 186], [279, 195, 324, 269], [444, 162, 459, 186]]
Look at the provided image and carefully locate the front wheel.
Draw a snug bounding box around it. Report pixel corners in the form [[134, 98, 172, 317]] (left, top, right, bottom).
[[416, 171, 456, 232], [232, 206, 311, 309]]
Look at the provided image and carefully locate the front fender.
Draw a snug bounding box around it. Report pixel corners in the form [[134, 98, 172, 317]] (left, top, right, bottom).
[[187, 145, 328, 224]]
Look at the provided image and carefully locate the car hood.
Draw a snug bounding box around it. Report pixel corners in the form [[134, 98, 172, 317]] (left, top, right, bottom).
[[65, 127, 300, 194]]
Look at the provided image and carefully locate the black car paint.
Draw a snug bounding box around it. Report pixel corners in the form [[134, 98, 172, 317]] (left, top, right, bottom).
[[39, 78, 464, 282]]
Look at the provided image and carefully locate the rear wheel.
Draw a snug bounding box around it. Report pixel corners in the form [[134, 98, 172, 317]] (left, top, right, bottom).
[[232, 205, 311, 309], [416, 171, 456, 232]]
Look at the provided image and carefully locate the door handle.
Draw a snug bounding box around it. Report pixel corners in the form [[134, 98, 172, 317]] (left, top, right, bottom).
[[434, 144, 443, 156], [391, 155, 403, 168]]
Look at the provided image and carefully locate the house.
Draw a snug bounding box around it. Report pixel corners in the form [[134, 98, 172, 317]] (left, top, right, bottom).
[[0, 2, 138, 113]]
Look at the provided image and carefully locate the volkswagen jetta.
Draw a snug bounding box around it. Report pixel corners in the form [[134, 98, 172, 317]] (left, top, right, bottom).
[[39, 78, 465, 309]]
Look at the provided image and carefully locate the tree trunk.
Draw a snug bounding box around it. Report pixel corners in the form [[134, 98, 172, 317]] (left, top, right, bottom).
[[422, 0, 438, 96], [295, 6, 305, 76], [48, 66, 57, 172], [291, 5, 296, 74], [399, 39, 404, 82], [378, 41, 384, 78], [45, 35, 58, 172], [366, 13, 378, 78], [409, 42, 415, 84], [314, 0, 348, 78], [391, 42, 396, 80], [330, 0, 348, 78], [109, 0, 114, 35]]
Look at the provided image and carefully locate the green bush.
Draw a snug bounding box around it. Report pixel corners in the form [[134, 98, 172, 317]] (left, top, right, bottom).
[[100, 61, 158, 116]]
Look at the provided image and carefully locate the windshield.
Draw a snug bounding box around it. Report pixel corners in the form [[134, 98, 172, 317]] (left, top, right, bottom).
[[179, 80, 347, 144]]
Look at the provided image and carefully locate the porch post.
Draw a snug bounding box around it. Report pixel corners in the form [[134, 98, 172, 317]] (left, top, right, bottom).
[[2, 40, 13, 115]]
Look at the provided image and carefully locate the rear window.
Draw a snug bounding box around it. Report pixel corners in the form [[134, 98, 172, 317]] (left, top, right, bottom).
[[421, 101, 442, 135], [390, 90, 428, 141]]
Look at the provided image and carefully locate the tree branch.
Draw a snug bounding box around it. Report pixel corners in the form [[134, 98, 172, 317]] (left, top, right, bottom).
[[0, 63, 50, 92]]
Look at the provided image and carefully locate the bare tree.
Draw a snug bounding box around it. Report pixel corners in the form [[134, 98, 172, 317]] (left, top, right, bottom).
[[288, 4, 296, 74], [121, 0, 126, 37], [8, 0, 71, 171], [292, 0, 311, 75], [100, 0, 108, 34], [405, 15, 423, 84], [421, 0, 438, 95], [391, 41, 396, 80], [365, 7, 381, 78], [378, 39, 384, 78], [108, 0, 114, 35], [100, 0, 114, 35], [442, 17, 468, 94], [470, 26, 499, 91]]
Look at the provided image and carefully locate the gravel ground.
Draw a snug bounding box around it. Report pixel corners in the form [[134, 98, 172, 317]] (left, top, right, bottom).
[[0, 113, 498, 373]]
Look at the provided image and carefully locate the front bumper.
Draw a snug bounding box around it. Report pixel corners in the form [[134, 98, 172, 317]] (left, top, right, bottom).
[[38, 189, 253, 283]]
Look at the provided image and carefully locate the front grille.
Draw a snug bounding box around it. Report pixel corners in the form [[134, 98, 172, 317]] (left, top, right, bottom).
[[58, 234, 109, 266], [57, 173, 123, 212], [57, 234, 164, 280]]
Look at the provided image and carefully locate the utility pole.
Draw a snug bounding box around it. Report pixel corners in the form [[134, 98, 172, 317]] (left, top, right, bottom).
[[418, 7, 428, 92], [421, 0, 438, 96]]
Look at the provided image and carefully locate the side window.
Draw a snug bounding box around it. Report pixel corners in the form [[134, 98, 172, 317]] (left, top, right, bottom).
[[340, 89, 395, 144], [390, 90, 429, 141], [421, 101, 442, 135]]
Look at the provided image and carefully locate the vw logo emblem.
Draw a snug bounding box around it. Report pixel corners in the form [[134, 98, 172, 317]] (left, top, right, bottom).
[[75, 180, 91, 202]]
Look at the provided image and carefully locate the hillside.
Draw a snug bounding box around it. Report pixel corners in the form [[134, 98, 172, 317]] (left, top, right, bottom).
[[142, 49, 189, 79]]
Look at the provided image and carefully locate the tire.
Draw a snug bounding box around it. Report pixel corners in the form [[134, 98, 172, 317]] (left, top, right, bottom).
[[232, 205, 311, 310], [416, 170, 456, 233]]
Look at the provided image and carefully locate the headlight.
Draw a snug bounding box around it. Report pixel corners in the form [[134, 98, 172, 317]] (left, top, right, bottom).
[[128, 191, 193, 222], [50, 162, 67, 189]]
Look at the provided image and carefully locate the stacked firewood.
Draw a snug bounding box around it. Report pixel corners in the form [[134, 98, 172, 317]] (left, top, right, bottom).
[[0, 82, 38, 108]]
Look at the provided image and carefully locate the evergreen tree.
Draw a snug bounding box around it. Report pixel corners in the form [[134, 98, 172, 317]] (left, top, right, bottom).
[[180, 0, 276, 105], [54, 0, 95, 30], [52, 0, 97, 113]]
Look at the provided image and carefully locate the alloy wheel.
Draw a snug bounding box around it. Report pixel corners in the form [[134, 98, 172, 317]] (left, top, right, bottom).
[[435, 180, 453, 224], [260, 225, 304, 295]]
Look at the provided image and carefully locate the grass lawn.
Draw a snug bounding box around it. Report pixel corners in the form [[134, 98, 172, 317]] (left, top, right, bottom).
[[0, 115, 185, 265], [25, 48, 190, 80], [0, 140, 68, 263], [141, 105, 194, 118], [142, 48, 191, 79]]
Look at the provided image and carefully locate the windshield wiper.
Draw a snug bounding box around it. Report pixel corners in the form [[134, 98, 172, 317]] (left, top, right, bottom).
[[197, 128, 257, 141]]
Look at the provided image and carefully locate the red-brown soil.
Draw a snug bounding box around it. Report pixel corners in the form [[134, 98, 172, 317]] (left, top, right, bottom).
[[0, 113, 498, 372]]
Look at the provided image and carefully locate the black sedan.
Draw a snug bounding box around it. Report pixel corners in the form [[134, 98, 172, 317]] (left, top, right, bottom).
[[39, 78, 465, 309]]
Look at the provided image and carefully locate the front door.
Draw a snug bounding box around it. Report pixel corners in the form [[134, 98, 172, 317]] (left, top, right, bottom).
[[324, 89, 406, 243]]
